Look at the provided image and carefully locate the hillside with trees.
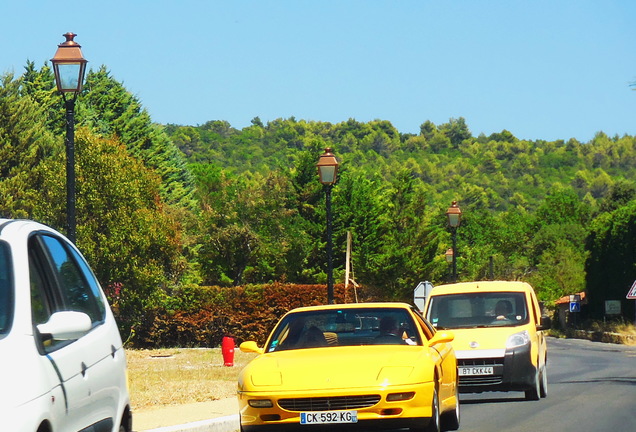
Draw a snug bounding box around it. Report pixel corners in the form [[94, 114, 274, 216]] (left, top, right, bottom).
[[1, 63, 635, 341]]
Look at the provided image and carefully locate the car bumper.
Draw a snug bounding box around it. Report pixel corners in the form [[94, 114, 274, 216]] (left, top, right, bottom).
[[238, 382, 437, 431], [455, 343, 536, 393]]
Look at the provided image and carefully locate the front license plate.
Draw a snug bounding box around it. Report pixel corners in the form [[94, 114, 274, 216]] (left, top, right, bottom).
[[459, 366, 494, 376], [300, 411, 358, 424]]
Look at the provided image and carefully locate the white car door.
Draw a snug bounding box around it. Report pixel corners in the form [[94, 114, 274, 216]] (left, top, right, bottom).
[[29, 233, 118, 431]]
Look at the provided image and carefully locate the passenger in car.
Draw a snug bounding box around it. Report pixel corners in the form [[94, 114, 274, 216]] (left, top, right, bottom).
[[299, 325, 328, 348], [494, 300, 513, 320], [374, 316, 406, 344]]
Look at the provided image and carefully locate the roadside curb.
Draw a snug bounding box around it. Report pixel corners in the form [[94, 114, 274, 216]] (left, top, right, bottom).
[[142, 414, 239, 432]]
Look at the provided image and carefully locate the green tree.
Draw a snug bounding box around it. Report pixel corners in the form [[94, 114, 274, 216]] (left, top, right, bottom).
[[586, 201, 636, 320], [37, 129, 186, 331], [80, 67, 197, 208], [439, 117, 472, 147], [0, 73, 58, 220]]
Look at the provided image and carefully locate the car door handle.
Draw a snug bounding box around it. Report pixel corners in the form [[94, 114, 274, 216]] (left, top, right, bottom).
[[81, 362, 87, 377]]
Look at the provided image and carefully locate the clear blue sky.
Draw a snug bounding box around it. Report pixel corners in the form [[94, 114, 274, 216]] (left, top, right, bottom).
[[3, 1, 635, 142]]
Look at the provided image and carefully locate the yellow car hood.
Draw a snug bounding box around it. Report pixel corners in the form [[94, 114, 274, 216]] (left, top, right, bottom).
[[240, 346, 434, 392], [447, 326, 515, 354]]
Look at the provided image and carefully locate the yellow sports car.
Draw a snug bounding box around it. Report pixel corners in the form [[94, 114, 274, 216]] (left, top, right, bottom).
[[238, 302, 459, 432]]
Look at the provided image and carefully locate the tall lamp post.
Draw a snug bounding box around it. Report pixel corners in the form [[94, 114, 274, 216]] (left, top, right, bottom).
[[446, 201, 462, 283], [317, 148, 339, 304], [51, 32, 87, 244]]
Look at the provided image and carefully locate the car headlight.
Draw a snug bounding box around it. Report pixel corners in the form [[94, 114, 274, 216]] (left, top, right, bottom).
[[506, 330, 530, 349]]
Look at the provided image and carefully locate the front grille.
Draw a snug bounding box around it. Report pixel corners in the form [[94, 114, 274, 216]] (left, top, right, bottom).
[[279, 395, 381, 412], [460, 375, 503, 386], [458, 358, 502, 367]]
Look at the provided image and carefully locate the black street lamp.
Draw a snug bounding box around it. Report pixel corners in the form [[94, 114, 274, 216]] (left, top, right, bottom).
[[446, 201, 462, 283], [51, 32, 87, 244], [317, 148, 339, 304]]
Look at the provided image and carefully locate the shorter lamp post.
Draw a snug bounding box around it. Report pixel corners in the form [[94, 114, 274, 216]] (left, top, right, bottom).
[[51, 32, 88, 244], [446, 201, 462, 283], [317, 148, 339, 304]]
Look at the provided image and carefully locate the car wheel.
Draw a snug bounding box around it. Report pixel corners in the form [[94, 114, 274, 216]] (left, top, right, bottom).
[[411, 388, 440, 432], [525, 368, 541, 401], [440, 392, 460, 431], [539, 364, 548, 398]]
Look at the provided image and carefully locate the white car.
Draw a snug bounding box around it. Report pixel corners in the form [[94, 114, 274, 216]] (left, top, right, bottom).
[[0, 219, 132, 432]]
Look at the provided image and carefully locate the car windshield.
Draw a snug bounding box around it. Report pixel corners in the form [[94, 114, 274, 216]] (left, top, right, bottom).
[[265, 307, 421, 352], [427, 292, 529, 329], [0, 241, 14, 336]]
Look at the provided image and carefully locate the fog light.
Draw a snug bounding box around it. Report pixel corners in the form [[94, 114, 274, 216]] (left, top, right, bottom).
[[380, 408, 403, 416], [387, 392, 415, 402], [249, 399, 274, 408], [260, 414, 281, 421]]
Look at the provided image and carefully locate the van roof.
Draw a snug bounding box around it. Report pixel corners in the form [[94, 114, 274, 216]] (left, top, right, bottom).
[[429, 280, 535, 295]]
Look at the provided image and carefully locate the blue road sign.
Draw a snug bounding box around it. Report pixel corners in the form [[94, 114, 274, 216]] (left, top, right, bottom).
[[569, 302, 581, 313]]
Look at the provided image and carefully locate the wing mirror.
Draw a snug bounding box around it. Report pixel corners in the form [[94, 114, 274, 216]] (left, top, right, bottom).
[[37, 311, 92, 341], [240, 341, 264, 354], [428, 330, 454, 347], [538, 315, 552, 331]]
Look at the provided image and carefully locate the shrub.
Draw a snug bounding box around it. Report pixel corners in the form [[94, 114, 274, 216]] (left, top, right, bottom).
[[130, 283, 380, 348]]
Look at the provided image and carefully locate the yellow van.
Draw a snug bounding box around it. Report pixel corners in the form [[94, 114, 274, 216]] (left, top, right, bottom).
[[423, 281, 550, 400]]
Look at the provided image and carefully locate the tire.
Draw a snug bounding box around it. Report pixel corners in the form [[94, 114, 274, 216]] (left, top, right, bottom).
[[525, 367, 541, 401], [119, 410, 132, 432], [539, 364, 548, 398], [440, 392, 460, 431], [411, 388, 440, 432]]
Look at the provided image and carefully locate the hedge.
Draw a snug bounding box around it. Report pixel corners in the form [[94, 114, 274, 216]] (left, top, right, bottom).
[[128, 283, 381, 348]]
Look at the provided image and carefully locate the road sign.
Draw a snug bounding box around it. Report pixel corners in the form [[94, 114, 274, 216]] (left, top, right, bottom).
[[569, 302, 581, 313], [414, 281, 432, 312], [605, 300, 622, 315], [627, 280, 636, 299]]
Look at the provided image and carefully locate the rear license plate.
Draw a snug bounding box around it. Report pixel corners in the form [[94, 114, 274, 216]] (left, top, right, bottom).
[[300, 411, 358, 424], [459, 366, 494, 376]]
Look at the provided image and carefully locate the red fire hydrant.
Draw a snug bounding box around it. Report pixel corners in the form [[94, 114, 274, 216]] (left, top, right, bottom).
[[221, 335, 235, 367]]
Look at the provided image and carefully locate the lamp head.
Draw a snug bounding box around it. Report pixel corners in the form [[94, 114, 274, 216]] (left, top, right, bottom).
[[317, 148, 339, 185], [446, 201, 462, 228], [51, 32, 88, 93]]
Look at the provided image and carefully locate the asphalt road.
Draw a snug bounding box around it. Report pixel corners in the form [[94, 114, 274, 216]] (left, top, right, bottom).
[[460, 337, 636, 432]]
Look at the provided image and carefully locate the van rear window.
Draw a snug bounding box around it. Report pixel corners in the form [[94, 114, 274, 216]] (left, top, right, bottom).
[[427, 292, 529, 329]]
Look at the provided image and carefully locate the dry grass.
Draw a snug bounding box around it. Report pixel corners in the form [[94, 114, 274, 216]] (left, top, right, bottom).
[[126, 347, 258, 411], [613, 322, 636, 335]]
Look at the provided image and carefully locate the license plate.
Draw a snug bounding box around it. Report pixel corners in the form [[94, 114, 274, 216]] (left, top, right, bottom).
[[300, 411, 358, 424], [459, 366, 494, 376]]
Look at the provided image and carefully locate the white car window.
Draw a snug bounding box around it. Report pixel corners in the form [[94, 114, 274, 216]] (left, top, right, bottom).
[[29, 234, 107, 352], [39, 235, 106, 323], [0, 241, 13, 336]]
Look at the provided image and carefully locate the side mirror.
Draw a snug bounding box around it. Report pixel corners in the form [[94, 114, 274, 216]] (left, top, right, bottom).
[[428, 331, 454, 347], [538, 315, 552, 331], [37, 311, 92, 340], [240, 341, 264, 354]]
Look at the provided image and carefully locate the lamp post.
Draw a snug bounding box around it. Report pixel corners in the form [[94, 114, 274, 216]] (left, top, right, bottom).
[[446, 201, 462, 283], [445, 248, 454, 282], [51, 32, 87, 244], [317, 148, 339, 304]]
